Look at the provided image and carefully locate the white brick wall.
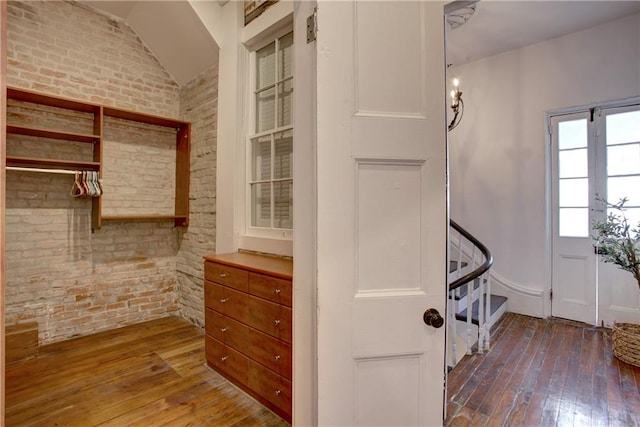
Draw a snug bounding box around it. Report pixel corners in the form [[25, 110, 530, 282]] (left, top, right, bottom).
[[177, 67, 218, 327], [4, 0, 216, 344]]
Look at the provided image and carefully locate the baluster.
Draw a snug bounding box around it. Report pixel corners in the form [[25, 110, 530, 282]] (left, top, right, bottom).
[[478, 276, 484, 354], [466, 280, 473, 355], [484, 272, 492, 352]]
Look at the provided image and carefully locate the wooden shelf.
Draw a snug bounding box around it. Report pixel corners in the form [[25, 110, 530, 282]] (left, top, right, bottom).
[[7, 87, 100, 113], [6, 156, 100, 171], [6, 86, 191, 230], [103, 106, 189, 129], [101, 214, 189, 227], [7, 125, 99, 143]]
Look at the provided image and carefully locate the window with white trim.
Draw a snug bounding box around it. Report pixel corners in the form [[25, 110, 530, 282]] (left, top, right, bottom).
[[247, 31, 293, 236]]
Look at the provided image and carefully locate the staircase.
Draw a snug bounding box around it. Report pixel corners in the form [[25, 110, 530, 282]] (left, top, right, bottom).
[[448, 220, 508, 368]]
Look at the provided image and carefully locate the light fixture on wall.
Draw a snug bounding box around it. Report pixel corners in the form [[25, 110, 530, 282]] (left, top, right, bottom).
[[448, 77, 463, 131]]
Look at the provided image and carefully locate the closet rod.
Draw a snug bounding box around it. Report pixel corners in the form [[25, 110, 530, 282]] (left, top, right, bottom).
[[6, 167, 78, 175]]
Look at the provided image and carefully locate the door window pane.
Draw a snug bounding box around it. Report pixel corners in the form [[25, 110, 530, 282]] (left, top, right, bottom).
[[559, 119, 587, 149], [607, 111, 640, 146], [559, 178, 588, 207], [608, 176, 640, 206], [559, 149, 587, 178], [607, 143, 640, 176], [559, 208, 588, 237]]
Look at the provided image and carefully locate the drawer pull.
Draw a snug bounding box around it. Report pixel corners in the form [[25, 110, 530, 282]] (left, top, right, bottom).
[[274, 319, 281, 326], [220, 298, 228, 303], [221, 327, 227, 333], [275, 389, 282, 396], [221, 356, 228, 362], [274, 288, 281, 295], [274, 355, 281, 361]]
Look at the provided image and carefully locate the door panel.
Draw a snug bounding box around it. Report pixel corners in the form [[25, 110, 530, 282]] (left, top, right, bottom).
[[315, 1, 447, 425]]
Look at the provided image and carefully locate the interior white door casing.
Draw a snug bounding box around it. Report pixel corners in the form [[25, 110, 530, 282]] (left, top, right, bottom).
[[314, 1, 447, 426]]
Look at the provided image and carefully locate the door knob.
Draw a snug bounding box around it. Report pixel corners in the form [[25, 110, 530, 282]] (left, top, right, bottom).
[[423, 308, 444, 328]]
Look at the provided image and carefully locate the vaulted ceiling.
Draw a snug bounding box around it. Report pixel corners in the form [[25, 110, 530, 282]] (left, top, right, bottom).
[[81, 0, 223, 86]]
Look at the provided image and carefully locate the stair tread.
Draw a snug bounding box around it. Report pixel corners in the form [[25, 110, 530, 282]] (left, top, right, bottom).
[[456, 294, 507, 325]]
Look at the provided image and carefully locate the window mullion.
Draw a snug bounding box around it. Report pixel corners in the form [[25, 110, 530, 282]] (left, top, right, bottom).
[[270, 132, 275, 229]]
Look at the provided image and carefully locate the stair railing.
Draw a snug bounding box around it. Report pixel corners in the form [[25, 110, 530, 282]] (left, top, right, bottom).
[[448, 219, 494, 363]]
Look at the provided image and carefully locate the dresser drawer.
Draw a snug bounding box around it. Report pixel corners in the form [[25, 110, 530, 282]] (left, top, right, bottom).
[[250, 329, 292, 380], [205, 282, 249, 323], [249, 272, 292, 307], [248, 360, 292, 416], [205, 261, 249, 292], [204, 280, 224, 312], [205, 335, 249, 386], [248, 296, 292, 343], [205, 308, 250, 354]]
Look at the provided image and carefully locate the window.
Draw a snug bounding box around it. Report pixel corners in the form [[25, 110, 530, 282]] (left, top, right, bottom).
[[248, 31, 293, 235]]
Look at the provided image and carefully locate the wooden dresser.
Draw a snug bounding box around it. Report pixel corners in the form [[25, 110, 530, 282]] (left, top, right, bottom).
[[203, 252, 293, 422]]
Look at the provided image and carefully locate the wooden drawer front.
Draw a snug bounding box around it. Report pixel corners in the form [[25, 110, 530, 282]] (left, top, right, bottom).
[[248, 296, 292, 343], [205, 309, 250, 354], [248, 360, 292, 416], [250, 329, 292, 380], [249, 272, 292, 307], [205, 336, 249, 386], [204, 281, 224, 312], [205, 261, 249, 292], [222, 287, 248, 324]]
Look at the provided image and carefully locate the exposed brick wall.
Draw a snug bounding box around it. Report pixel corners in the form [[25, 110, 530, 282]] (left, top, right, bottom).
[[5, 0, 190, 344], [177, 66, 218, 327]]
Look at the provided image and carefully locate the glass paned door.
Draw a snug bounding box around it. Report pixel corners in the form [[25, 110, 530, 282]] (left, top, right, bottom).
[[551, 104, 640, 326], [597, 106, 640, 326]]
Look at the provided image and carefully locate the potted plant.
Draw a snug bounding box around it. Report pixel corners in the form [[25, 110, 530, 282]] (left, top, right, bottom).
[[593, 197, 640, 367]]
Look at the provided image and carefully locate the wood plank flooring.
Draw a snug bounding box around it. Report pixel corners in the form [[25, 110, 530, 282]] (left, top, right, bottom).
[[5, 316, 289, 426], [446, 312, 640, 426]]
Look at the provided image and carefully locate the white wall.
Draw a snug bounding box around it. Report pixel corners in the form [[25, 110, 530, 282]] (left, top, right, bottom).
[[449, 13, 640, 317]]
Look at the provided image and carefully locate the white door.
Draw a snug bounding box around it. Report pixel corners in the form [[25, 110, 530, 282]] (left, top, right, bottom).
[[551, 104, 640, 326], [314, 1, 447, 425], [551, 112, 598, 324], [596, 105, 640, 326]]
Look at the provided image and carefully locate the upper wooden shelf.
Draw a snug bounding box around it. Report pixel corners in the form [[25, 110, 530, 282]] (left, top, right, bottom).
[[6, 156, 100, 171], [103, 107, 189, 129], [7, 125, 99, 143], [7, 87, 100, 114]]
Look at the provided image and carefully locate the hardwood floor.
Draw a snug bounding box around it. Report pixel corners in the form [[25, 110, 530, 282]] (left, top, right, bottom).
[[446, 312, 640, 426], [5, 316, 289, 427]]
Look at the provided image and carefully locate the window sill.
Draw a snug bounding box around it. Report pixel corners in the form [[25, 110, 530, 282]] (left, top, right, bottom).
[[239, 234, 293, 258]]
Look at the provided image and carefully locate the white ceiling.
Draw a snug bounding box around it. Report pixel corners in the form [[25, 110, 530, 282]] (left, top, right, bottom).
[[447, 0, 640, 66], [82, 0, 220, 86], [81, 1, 640, 85]]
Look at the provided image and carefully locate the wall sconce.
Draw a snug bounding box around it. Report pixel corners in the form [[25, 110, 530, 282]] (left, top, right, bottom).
[[448, 77, 464, 131]]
